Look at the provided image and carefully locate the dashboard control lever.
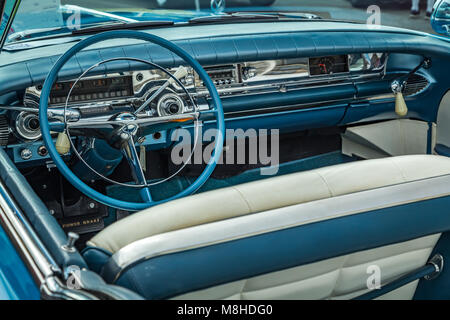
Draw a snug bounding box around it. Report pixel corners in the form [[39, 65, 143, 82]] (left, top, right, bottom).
[[391, 80, 408, 117], [168, 65, 188, 85]]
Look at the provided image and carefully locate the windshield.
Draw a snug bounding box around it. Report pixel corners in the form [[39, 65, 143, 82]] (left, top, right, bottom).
[[5, 0, 438, 44]]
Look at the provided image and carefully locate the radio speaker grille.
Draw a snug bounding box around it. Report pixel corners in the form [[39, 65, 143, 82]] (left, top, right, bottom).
[[0, 115, 9, 146]]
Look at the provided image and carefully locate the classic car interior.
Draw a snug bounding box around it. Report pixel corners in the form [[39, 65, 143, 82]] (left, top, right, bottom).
[[1, 0, 450, 300]]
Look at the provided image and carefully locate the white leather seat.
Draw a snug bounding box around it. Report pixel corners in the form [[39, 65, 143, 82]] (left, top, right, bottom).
[[88, 155, 450, 253]]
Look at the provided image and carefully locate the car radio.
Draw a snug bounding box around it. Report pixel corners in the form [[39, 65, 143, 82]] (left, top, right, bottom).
[[197, 64, 242, 87]]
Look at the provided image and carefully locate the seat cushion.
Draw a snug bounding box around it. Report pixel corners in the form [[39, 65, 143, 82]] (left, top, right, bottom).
[[88, 155, 450, 253]]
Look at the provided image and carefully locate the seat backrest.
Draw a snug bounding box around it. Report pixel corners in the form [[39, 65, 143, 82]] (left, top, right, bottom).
[[99, 172, 450, 299], [88, 155, 450, 254]]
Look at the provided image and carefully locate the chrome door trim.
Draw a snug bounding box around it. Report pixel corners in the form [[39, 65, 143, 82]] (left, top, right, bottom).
[[0, 181, 96, 300]]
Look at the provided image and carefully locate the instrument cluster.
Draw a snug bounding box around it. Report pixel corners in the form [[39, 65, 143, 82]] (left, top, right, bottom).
[[48, 76, 134, 105]]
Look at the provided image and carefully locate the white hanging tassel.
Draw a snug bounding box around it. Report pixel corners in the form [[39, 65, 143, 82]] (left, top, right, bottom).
[[395, 91, 408, 117], [391, 80, 408, 117], [55, 132, 70, 155]]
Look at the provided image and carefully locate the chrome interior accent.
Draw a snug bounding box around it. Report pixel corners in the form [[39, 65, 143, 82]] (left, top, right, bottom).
[[22, 53, 389, 112], [15, 111, 42, 140], [425, 254, 444, 281], [61, 232, 79, 253], [157, 92, 185, 116], [243, 59, 308, 82], [348, 53, 388, 72]]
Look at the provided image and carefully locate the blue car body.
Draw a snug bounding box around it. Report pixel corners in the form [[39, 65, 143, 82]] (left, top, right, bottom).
[[0, 225, 39, 299], [0, 0, 450, 300]]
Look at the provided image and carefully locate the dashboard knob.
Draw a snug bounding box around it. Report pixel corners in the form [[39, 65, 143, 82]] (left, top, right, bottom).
[[168, 103, 180, 114], [62, 232, 79, 253], [157, 93, 185, 117], [20, 148, 33, 160], [27, 117, 40, 130]]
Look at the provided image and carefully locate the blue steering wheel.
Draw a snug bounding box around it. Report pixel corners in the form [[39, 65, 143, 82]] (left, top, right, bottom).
[[39, 30, 225, 211]]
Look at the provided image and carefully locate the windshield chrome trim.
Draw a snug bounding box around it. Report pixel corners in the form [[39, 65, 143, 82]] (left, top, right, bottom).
[[0, 0, 21, 52], [63, 5, 138, 23]]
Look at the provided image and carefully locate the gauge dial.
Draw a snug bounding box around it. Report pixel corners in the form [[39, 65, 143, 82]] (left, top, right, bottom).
[[309, 55, 349, 76]]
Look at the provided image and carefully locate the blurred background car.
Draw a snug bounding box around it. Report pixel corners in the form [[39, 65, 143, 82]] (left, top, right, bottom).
[[156, 0, 277, 8], [348, 0, 409, 8]]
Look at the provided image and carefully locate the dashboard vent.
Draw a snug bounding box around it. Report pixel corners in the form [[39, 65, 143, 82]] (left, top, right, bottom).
[[0, 115, 9, 146], [404, 74, 429, 96]]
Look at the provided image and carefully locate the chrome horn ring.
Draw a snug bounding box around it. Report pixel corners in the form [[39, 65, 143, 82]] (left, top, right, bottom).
[[63, 57, 201, 188]]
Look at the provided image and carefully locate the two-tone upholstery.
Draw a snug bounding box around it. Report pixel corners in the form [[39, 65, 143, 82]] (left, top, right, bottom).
[[85, 155, 450, 299], [173, 234, 440, 300]]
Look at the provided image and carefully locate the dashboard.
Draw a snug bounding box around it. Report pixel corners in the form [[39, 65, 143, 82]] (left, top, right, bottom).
[[0, 21, 447, 168], [26, 53, 388, 105], [1, 51, 435, 167], [17, 53, 389, 135]]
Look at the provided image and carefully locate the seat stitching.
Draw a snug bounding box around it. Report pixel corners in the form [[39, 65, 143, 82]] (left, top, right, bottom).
[[315, 171, 334, 197], [328, 254, 350, 299], [241, 279, 247, 300], [232, 186, 254, 213], [389, 157, 407, 182]]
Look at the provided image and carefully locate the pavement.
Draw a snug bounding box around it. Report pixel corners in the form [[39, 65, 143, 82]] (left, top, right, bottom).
[[63, 0, 437, 34]]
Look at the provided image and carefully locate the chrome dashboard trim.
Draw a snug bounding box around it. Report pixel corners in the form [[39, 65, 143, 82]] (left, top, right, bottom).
[[23, 54, 389, 111]]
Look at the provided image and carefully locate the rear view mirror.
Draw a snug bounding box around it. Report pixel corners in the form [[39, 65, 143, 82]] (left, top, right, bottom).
[[431, 0, 450, 36]]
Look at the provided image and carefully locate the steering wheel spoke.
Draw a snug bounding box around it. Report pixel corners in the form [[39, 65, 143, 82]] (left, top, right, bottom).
[[121, 134, 152, 202]]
